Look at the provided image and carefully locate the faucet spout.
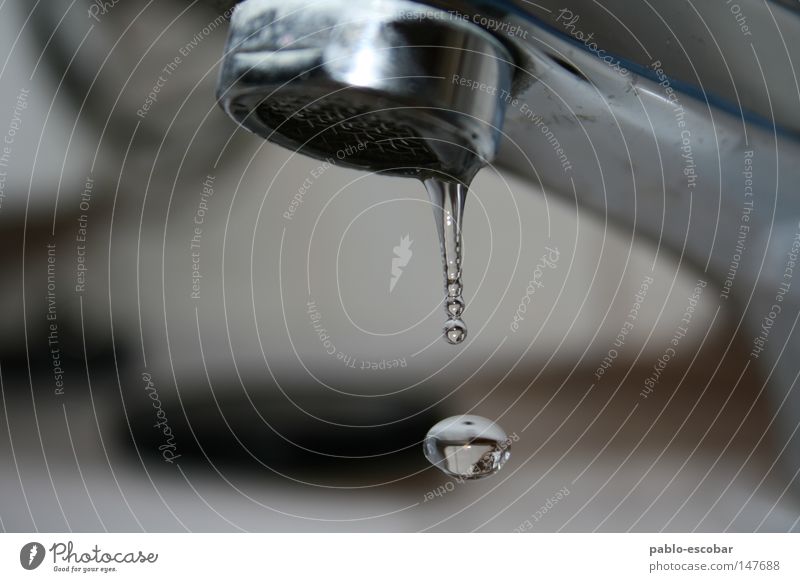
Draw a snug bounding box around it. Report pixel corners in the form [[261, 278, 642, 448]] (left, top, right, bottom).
[[216, 0, 800, 486], [217, 0, 513, 185]]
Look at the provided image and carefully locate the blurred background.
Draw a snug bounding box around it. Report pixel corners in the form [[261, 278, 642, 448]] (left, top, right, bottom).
[[0, 0, 798, 532]]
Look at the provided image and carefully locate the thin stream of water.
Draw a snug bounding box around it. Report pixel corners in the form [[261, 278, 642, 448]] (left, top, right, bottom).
[[424, 177, 468, 344]]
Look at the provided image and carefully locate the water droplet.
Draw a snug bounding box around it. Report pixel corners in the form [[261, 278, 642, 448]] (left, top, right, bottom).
[[444, 319, 467, 344], [446, 298, 465, 317], [447, 282, 462, 298], [424, 415, 511, 479], [424, 177, 469, 345]]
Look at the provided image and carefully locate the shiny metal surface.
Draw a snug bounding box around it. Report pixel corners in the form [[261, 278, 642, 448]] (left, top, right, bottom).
[[216, 0, 800, 481], [473, 0, 800, 486], [217, 0, 513, 183]]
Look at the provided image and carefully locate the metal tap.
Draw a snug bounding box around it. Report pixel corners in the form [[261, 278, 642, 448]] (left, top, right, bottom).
[[216, 0, 800, 480]]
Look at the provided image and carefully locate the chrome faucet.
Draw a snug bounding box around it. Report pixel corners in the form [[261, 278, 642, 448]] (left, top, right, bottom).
[[217, 0, 514, 185], [215, 0, 800, 482]]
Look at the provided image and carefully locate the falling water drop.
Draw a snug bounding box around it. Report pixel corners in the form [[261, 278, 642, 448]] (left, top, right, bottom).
[[424, 415, 511, 479], [424, 177, 468, 345]]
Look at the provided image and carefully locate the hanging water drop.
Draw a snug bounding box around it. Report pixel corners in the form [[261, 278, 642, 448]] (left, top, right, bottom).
[[447, 282, 462, 298], [446, 297, 465, 318], [424, 177, 468, 345], [444, 319, 467, 344], [424, 415, 511, 479]]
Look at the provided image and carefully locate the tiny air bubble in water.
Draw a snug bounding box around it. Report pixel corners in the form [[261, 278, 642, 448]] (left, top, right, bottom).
[[424, 414, 511, 479]]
